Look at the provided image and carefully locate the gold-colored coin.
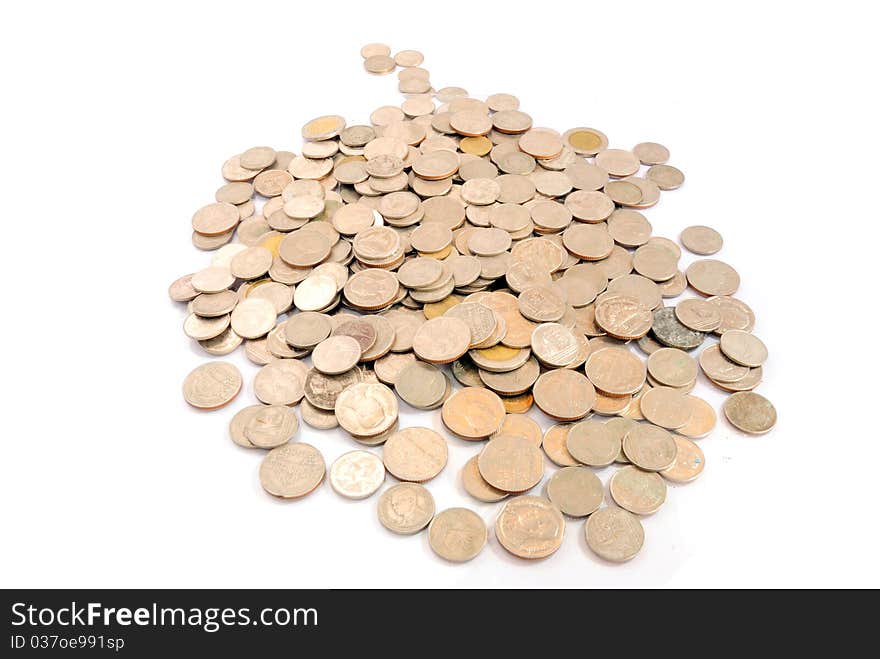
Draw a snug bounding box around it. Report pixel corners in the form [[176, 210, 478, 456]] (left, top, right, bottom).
[[259, 443, 325, 499], [428, 508, 487, 562], [182, 361, 242, 410], [495, 496, 565, 558]]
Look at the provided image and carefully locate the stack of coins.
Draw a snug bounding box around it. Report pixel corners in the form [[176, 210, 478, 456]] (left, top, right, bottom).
[[171, 44, 776, 565]]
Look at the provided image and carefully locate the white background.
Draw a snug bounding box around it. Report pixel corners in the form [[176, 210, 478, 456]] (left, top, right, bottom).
[[2, 1, 878, 588]]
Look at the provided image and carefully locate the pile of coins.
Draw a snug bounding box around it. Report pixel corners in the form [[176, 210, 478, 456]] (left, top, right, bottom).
[[173, 44, 777, 564]]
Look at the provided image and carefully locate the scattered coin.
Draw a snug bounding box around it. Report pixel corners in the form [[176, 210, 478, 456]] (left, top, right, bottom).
[[378, 482, 435, 534], [585, 507, 645, 562], [495, 496, 565, 558], [610, 465, 667, 515], [478, 434, 544, 492], [330, 450, 385, 499], [622, 423, 678, 471], [182, 362, 242, 410], [428, 508, 487, 562], [312, 335, 362, 374], [660, 435, 705, 483], [723, 391, 777, 434], [462, 455, 509, 502], [383, 427, 448, 482], [259, 443, 325, 499], [441, 386, 505, 439], [681, 225, 723, 255], [243, 405, 299, 449], [720, 329, 768, 367], [566, 419, 620, 467], [547, 467, 604, 517]]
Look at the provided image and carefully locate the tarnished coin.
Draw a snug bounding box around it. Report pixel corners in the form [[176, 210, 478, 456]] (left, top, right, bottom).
[[542, 423, 579, 467], [285, 311, 332, 348], [382, 427, 448, 482], [312, 335, 362, 375], [652, 307, 705, 350], [259, 442, 325, 499], [723, 391, 777, 434], [495, 496, 565, 559], [680, 225, 723, 255], [660, 435, 705, 483], [329, 450, 385, 499], [566, 419, 620, 467], [533, 369, 595, 421], [333, 319, 378, 354], [622, 423, 677, 471], [395, 360, 448, 409], [685, 259, 740, 297], [254, 359, 306, 406], [243, 404, 298, 449], [441, 387, 506, 439], [462, 455, 509, 503], [478, 434, 544, 493], [720, 329, 768, 367], [610, 465, 667, 515], [182, 362, 242, 410], [585, 347, 646, 397], [647, 347, 698, 388], [378, 482, 435, 535], [428, 508, 487, 562], [547, 467, 604, 517], [585, 507, 644, 563], [335, 382, 398, 437], [305, 367, 363, 410], [413, 316, 471, 364], [675, 298, 722, 332]]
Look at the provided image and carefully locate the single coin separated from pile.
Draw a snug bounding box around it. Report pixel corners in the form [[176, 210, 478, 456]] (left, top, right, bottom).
[[170, 43, 777, 566]]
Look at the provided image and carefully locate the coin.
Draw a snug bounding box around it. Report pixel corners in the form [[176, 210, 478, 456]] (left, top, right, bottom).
[[585, 507, 644, 562], [441, 386, 506, 439], [660, 435, 705, 483], [720, 329, 768, 367], [300, 398, 339, 430], [723, 391, 777, 434], [412, 316, 471, 364], [647, 347, 698, 388], [243, 404, 299, 449], [633, 142, 670, 165], [230, 297, 276, 339], [622, 423, 677, 471], [259, 442, 325, 499], [382, 427, 448, 482], [395, 360, 447, 409], [652, 307, 705, 350], [585, 347, 646, 397], [334, 382, 398, 437], [547, 467, 604, 517], [533, 369, 595, 420], [254, 359, 306, 406], [428, 508, 487, 562], [609, 465, 667, 515], [495, 496, 565, 559], [183, 312, 229, 341], [699, 344, 750, 382], [681, 225, 723, 255], [675, 298, 722, 332], [594, 294, 652, 339], [478, 434, 543, 492], [640, 386, 692, 430], [378, 482, 435, 534], [182, 362, 241, 410], [192, 202, 239, 236], [542, 423, 579, 467], [229, 405, 263, 448], [169, 273, 199, 302], [462, 455, 509, 503], [685, 259, 740, 297], [491, 413, 543, 447], [562, 127, 608, 156], [329, 450, 385, 499], [706, 296, 755, 334], [566, 419, 620, 467], [646, 164, 685, 190]]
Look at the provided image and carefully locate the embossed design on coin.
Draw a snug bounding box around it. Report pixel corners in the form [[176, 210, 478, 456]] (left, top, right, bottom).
[[182, 362, 242, 410], [329, 450, 385, 499], [495, 496, 565, 559], [378, 483, 435, 535], [259, 443, 325, 499], [382, 427, 448, 482], [585, 507, 645, 562], [428, 508, 487, 562]]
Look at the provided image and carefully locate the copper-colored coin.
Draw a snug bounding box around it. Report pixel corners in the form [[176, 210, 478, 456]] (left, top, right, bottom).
[[192, 202, 239, 236], [610, 465, 667, 515], [699, 344, 750, 382], [312, 335, 362, 375], [542, 423, 579, 467], [382, 427, 448, 482], [533, 369, 595, 421], [594, 294, 652, 340], [490, 413, 542, 447], [585, 507, 644, 562], [462, 455, 508, 502], [412, 316, 471, 364], [686, 259, 740, 296], [639, 386, 692, 430], [441, 386, 506, 439], [495, 496, 565, 558], [478, 435, 544, 493], [562, 223, 614, 260], [566, 419, 620, 467], [479, 357, 540, 395], [660, 435, 705, 483], [182, 361, 242, 410], [585, 347, 646, 397], [606, 274, 661, 310], [677, 396, 716, 439], [633, 244, 679, 282], [720, 329, 768, 367], [723, 391, 777, 434], [547, 467, 604, 517], [675, 298, 722, 332], [681, 225, 723, 255], [259, 443, 325, 499], [706, 296, 755, 334], [622, 423, 677, 471], [647, 347, 698, 388]]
